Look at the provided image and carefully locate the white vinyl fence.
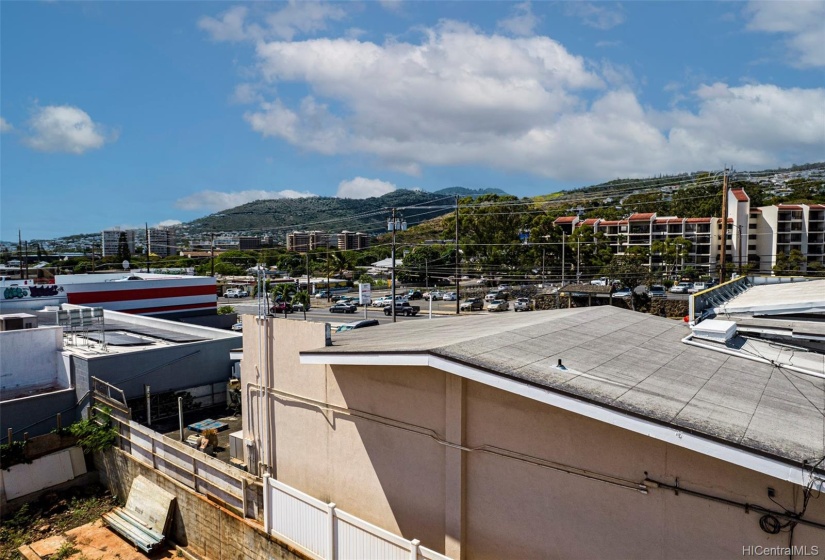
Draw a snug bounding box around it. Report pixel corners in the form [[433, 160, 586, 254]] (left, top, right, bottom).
[[264, 476, 450, 560]]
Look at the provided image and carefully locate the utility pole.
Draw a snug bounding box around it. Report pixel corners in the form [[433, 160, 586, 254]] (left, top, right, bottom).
[[23, 241, 29, 279], [455, 195, 460, 314], [388, 209, 407, 323], [210, 232, 215, 277], [326, 238, 331, 303], [576, 237, 581, 283], [719, 168, 729, 283], [18, 230, 22, 280], [542, 247, 545, 288], [306, 251, 311, 297], [737, 225, 744, 275], [561, 231, 566, 286], [146, 223, 151, 274]]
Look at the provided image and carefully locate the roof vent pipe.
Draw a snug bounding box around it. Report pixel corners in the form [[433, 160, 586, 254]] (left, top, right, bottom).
[[557, 359, 566, 370]]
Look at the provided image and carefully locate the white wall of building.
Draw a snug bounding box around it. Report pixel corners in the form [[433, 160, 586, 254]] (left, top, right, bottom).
[[0, 326, 64, 394]]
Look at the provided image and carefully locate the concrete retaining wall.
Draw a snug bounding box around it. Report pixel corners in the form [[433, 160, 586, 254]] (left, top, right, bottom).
[[95, 448, 307, 560]]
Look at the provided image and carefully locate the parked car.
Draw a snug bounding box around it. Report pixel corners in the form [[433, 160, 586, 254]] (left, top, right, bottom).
[[372, 296, 392, 307], [498, 284, 511, 292], [270, 301, 293, 314], [460, 297, 484, 311], [514, 297, 533, 312], [443, 292, 457, 301], [424, 291, 443, 301], [649, 285, 667, 298], [329, 302, 357, 314], [336, 319, 380, 332], [613, 288, 633, 298], [485, 292, 499, 302], [487, 299, 509, 312], [315, 290, 330, 299], [338, 297, 360, 307], [231, 322, 243, 332], [384, 302, 420, 316], [407, 290, 423, 300], [394, 295, 409, 304], [688, 282, 707, 293], [292, 302, 308, 312], [670, 282, 693, 294], [225, 288, 249, 298]]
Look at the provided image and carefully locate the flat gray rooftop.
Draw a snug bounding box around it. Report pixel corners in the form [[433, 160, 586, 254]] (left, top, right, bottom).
[[718, 279, 825, 316], [307, 306, 825, 466]]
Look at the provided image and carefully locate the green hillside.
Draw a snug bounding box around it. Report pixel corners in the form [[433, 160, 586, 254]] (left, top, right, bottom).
[[184, 190, 457, 238]]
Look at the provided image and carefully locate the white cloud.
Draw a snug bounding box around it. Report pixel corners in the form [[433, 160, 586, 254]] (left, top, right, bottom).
[[265, 1, 346, 41], [0, 117, 12, 133], [198, 6, 254, 42], [230, 20, 823, 182], [199, 1, 346, 43], [231, 83, 264, 105], [497, 2, 540, 37], [175, 189, 318, 212], [745, 1, 825, 67], [564, 2, 625, 30], [156, 220, 183, 228], [336, 177, 397, 199], [379, 0, 403, 14], [24, 105, 113, 154]]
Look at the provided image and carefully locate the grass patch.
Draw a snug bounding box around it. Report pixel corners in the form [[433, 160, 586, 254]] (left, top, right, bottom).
[[0, 484, 117, 560]]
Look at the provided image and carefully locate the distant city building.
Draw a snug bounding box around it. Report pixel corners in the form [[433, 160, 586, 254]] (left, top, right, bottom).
[[286, 231, 334, 253], [239, 236, 261, 251], [148, 227, 177, 258], [553, 188, 825, 277], [101, 228, 135, 258], [337, 231, 370, 251]]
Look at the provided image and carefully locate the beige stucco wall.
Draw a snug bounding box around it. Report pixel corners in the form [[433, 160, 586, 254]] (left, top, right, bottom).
[[243, 318, 825, 558]]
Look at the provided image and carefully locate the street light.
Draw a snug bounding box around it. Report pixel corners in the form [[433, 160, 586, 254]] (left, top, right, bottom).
[[388, 210, 407, 323]]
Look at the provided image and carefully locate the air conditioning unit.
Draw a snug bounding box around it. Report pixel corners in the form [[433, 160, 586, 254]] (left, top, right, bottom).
[[692, 319, 737, 343]]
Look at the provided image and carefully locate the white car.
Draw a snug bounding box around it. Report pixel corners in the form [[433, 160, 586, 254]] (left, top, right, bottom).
[[443, 292, 457, 301], [670, 282, 693, 294], [424, 291, 443, 300], [225, 288, 249, 298], [372, 296, 391, 307], [514, 298, 533, 312]]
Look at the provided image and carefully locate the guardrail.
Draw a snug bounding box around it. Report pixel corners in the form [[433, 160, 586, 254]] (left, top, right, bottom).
[[688, 277, 752, 324]]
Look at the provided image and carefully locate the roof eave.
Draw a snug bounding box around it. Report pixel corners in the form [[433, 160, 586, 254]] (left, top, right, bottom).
[[299, 350, 821, 489]]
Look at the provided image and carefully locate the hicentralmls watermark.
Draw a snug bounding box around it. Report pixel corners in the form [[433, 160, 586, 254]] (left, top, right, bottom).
[[743, 545, 819, 557]]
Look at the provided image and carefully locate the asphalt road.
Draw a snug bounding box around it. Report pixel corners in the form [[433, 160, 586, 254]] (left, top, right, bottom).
[[220, 293, 467, 327]]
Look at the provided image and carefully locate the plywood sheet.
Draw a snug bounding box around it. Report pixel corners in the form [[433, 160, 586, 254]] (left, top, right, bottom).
[[124, 475, 176, 535]]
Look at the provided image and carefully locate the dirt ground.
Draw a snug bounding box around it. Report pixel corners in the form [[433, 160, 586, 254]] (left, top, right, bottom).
[[17, 519, 180, 560]]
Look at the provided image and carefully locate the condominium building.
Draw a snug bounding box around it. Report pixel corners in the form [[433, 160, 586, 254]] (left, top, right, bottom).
[[551, 186, 825, 276], [101, 228, 135, 258], [147, 227, 177, 258], [728, 188, 825, 274], [287, 231, 352, 253], [287, 231, 330, 253], [337, 231, 370, 251]]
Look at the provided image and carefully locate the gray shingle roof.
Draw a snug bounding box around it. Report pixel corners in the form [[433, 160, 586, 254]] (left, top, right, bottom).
[[306, 306, 825, 466]]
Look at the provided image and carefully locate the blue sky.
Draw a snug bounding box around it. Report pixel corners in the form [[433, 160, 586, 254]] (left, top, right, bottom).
[[2, 1, 824, 240]]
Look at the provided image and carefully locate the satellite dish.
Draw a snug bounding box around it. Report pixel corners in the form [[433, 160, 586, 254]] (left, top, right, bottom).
[[122, 260, 130, 270]]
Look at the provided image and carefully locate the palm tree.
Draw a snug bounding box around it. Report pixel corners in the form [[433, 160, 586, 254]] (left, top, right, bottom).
[[292, 290, 310, 320]]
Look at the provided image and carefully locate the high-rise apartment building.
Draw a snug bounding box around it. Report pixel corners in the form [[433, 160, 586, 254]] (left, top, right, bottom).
[[337, 231, 370, 251], [286, 231, 334, 253], [101, 228, 135, 258], [147, 227, 177, 258], [551, 187, 825, 277]]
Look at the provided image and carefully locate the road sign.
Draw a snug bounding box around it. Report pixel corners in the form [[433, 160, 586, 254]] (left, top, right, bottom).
[[359, 283, 372, 305]]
